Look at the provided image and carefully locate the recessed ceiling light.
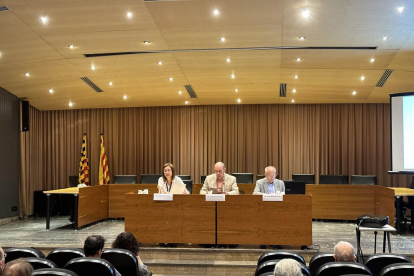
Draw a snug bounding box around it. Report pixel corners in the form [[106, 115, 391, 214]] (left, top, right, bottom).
[[296, 58, 301, 61], [158, 61, 163, 65], [299, 36, 305, 40], [221, 37, 226, 42], [294, 75, 299, 79], [49, 89, 53, 93], [144, 41, 150, 44], [185, 101, 189, 104], [68, 45, 74, 49], [213, 9, 219, 16], [370, 58, 375, 62], [226, 58, 231, 62], [109, 82, 113, 85], [127, 12, 132, 18], [234, 89, 238, 92], [302, 10, 310, 18], [40, 16, 48, 23], [178, 91, 182, 94], [291, 99, 295, 103], [24, 73, 30, 76], [169, 78, 173, 81], [292, 89, 296, 93], [123, 95, 127, 99], [68, 102, 73, 107], [382, 36, 388, 40], [91, 65, 96, 70], [398, 7, 404, 13], [237, 99, 241, 103], [352, 91, 357, 95], [360, 76, 365, 80], [230, 74, 235, 78]]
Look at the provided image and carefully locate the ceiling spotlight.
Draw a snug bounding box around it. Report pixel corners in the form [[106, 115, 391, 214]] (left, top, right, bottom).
[[158, 61, 163, 65], [213, 9, 219, 16], [24, 73, 30, 76], [291, 100, 295, 103], [40, 16, 48, 23], [109, 82, 113, 85], [226, 58, 231, 62], [352, 91, 357, 95], [144, 41, 150, 44], [370, 58, 375, 62], [221, 37, 226, 42], [382, 36, 388, 40], [123, 95, 127, 99], [68, 102, 73, 107], [185, 101, 189, 104], [127, 12, 132, 18], [299, 36, 305, 40], [292, 89, 296, 93], [360, 76, 365, 80], [178, 91, 182, 94], [91, 65, 95, 70], [49, 89, 54, 93], [234, 89, 238, 92], [169, 78, 173, 81], [230, 74, 235, 78], [68, 45, 74, 49], [398, 7, 404, 13], [302, 10, 310, 18], [237, 99, 241, 103], [294, 75, 299, 79], [296, 58, 301, 61]]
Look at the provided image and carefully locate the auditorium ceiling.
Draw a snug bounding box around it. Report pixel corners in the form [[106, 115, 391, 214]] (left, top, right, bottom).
[[0, 0, 413, 110]]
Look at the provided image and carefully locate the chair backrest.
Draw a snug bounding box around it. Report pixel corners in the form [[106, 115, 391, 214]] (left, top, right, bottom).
[[140, 174, 162, 184], [25, 257, 57, 270], [232, 173, 254, 184], [46, 248, 85, 268], [255, 260, 310, 276], [316, 262, 372, 276], [114, 175, 137, 184], [309, 253, 336, 276], [5, 247, 46, 263], [364, 254, 411, 276], [182, 179, 193, 194], [101, 249, 138, 276], [319, 174, 349, 184], [32, 268, 79, 276], [379, 263, 414, 276], [177, 175, 191, 180], [64, 257, 116, 276], [69, 176, 79, 187], [257, 251, 306, 266], [351, 175, 377, 185], [292, 174, 315, 184], [201, 175, 207, 183]]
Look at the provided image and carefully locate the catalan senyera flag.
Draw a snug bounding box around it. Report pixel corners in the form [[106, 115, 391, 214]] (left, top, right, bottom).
[[78, 134, 90, 186], [98, 134, 110, 185]]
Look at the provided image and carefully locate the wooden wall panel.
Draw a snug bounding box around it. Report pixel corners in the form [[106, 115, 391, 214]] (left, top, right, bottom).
[[78, 185, 108, 227]]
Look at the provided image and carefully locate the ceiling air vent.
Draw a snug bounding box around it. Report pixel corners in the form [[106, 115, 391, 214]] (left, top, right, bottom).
[[376, 69, 393, 87], [0, 6, 10, 11], [279, 83, 287, 97], [184, 85, 197, 98], [80, 77, 103, 92]]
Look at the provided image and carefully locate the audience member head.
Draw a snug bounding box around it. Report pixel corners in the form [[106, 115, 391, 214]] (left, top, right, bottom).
[[2, 258, 33, 276], [273, 259, 302, 276], [334, 241, 356, 262], [112, 231, 141, 256], [162, 163, 176, 182], [84, 235, 106, 258], [265, 166, 277, 183], [0, 246, 5, 272], [214, 162, 226, 180]]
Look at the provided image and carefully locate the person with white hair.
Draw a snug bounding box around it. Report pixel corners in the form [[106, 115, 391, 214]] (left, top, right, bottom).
[[273, 259, 302, 276], [0, 246, 5, 273], [253, 166, 285, 195], [200, 162, 239, 195], [333, 241, 356, 262]]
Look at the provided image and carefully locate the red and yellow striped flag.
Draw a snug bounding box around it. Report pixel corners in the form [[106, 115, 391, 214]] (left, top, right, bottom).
[[78, 134, 89, 186], [98, 134, 110, 185]]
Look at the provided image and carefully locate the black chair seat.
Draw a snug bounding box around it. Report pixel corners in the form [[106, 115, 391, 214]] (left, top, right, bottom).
[[114, 175, 137, 184], [319, 174, 349, 184], [201, 175, 207, 183], [255, 260, 310, 276], [140, 174, 162, 184], [46, 248, 85, 268], [64, 257, 116, 276], [379, 263, 414, 276], [364, 253, 411, 276], [309, 253, 335, 276], [5, 247, 45, 263], [32, 268, 79, 276], [292, 174, 315, 184], [232, 173, 254, 184], [25, 257, 57, 270], [177, 175, 191, 180], [183, 179, 193, 194], [257, 251, 306, 266], [351, 175, 377, 185], [101, 249, 139, 276], [316, 262, 372, 276]]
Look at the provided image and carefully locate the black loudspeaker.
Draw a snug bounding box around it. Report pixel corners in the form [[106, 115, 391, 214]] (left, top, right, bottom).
[[21, 100, 29, 131]]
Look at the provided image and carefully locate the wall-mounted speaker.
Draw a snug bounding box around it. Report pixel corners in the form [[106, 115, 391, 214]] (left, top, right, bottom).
[[21, 100, 29, 132]]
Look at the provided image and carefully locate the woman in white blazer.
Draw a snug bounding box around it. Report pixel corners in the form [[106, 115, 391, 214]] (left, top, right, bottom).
[[158, 163, 190, 194]]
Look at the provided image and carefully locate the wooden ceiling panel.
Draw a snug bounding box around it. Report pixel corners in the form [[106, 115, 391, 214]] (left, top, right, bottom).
[[366, 71, 414, 103], [388, 30, 414, 72]]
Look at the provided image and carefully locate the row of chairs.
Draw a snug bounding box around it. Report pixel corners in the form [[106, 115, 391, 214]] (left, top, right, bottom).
[[255, 251, 413, 276], [4, 247, 142, 276], [292, 174, 377, 185]]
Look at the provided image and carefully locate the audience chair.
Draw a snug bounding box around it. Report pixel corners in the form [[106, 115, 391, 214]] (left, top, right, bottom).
[[257, 251, 306, 266], [32, 268, 79, 276], [177, 175, 191, 180], [24, 257, 57, 270], [319, 174, 349, 184], [351, 175, 377, 185], [201, 175, 207, 183], [64, 257, 116, 276], [255, 260, 310, 276], [379, 263, 414, 276], [232, 173, 254, 184], [364, 253, 411, 276], [140, 174, 162, 184], [309, 253, 335, 276], [101, 249, 139, 276], [68, 176, 79, 187], [46, 248, 85, 268], [182, 179, 193, 194], [292, 174, 315, 184], [316, 262, 372, 276], [5, 247, 45, 263], [113, 175, 137, 184]]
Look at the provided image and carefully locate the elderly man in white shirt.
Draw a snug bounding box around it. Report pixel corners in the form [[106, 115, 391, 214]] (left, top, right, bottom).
[[253, 166, 285, 195]]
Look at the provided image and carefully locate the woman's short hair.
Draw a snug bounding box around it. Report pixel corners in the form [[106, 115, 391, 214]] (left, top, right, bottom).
[[162, 163, 176, 182], [274, 259, 302, 276], [112, 231, 141, 255]]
